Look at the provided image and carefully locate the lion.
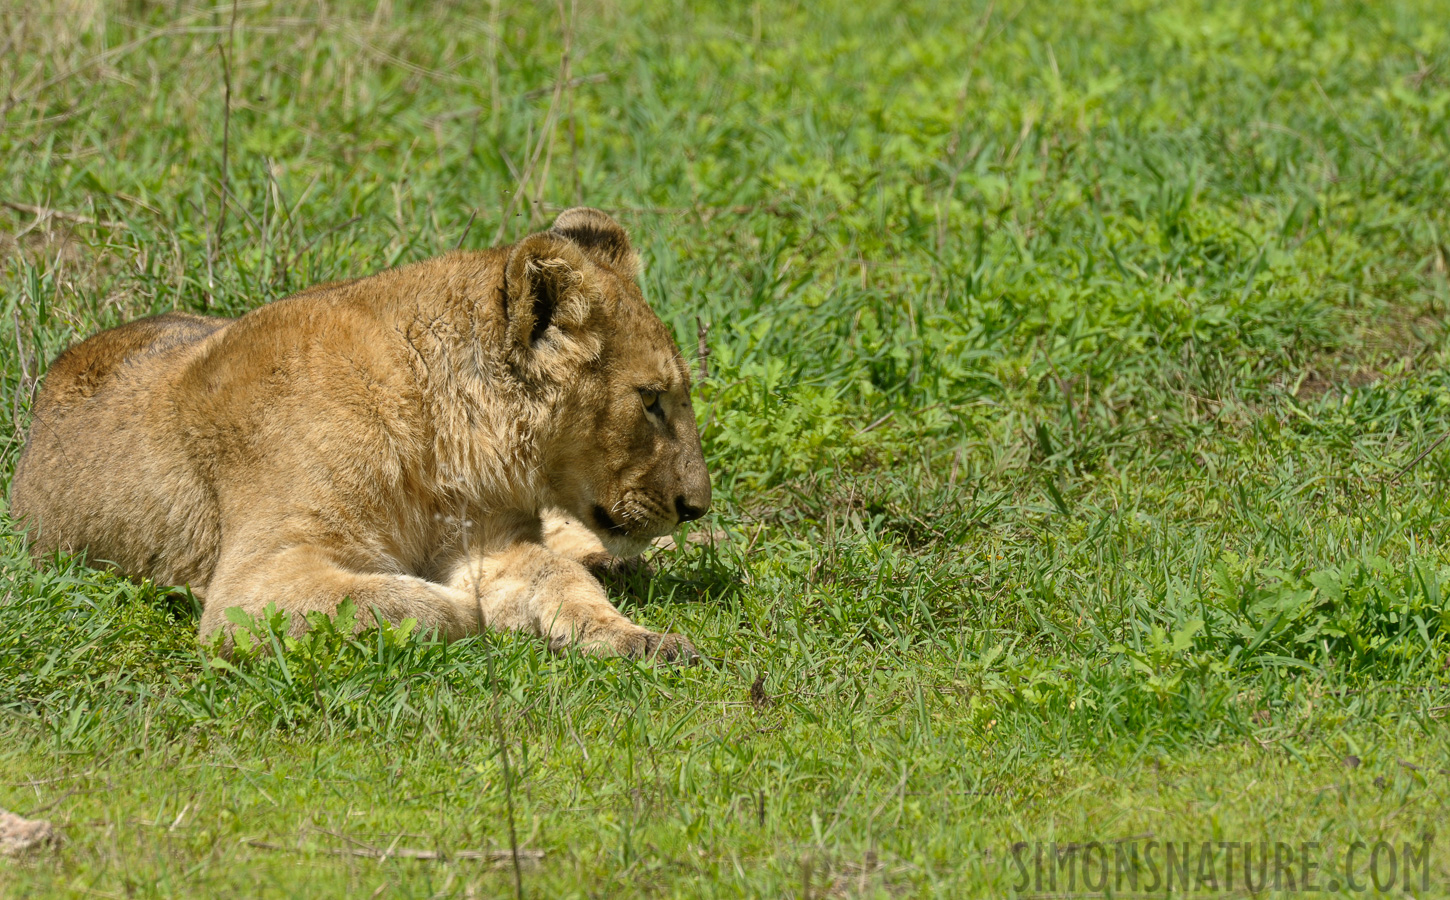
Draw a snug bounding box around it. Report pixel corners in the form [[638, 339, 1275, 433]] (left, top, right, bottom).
[[9, 208, 710, 662]]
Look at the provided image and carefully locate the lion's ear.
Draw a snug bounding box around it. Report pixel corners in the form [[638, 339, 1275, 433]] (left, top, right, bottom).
[[502, 233, 593, 355], [550, 207, 639, 276]]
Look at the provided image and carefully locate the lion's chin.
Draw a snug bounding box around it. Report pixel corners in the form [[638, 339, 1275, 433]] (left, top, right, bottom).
[[598, 531, 653, 559]]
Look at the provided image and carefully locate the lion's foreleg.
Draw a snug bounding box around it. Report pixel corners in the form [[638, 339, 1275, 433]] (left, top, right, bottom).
[[200, 544, 479, 653], [447, 542, 694, 663]]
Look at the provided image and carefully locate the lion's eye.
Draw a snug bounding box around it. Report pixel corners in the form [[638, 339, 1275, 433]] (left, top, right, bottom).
[[639, 389, 662, 415]]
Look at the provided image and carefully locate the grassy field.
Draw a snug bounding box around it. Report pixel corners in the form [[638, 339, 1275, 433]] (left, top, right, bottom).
[[3, 0, 1450, 896]]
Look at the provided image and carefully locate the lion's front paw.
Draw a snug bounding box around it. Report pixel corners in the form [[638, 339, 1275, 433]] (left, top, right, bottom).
[[636, 630, 699, 664], [555, 622, 698, 664]]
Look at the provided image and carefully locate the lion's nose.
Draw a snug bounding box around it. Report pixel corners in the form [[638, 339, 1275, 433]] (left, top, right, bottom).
[[675, 495, 707, 523]]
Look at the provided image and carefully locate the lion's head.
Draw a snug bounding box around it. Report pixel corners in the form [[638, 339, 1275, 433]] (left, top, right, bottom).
[[499, 208, 711, 556]]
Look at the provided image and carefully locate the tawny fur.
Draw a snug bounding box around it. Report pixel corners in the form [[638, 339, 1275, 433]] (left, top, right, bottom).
[[9, 208, 710, 662]]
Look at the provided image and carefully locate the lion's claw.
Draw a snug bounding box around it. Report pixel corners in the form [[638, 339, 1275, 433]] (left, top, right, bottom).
[[639, 631, 699, 665]]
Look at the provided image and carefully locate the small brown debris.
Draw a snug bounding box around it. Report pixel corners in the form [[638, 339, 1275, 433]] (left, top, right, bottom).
[[0, 808, 57, 856], [750, 672, 773, 709]]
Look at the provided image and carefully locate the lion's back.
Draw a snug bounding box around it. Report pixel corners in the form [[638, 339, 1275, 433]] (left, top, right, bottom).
[[32, 312, 227, 413], [10, 311, 230, 586]]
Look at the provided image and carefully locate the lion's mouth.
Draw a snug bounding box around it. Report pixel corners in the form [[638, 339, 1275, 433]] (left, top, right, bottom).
[[591, 504, 631, 535], [589, 504, 655, 558]]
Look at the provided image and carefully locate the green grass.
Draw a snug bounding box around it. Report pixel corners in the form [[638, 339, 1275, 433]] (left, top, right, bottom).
[[4, 0, 1450, 896]]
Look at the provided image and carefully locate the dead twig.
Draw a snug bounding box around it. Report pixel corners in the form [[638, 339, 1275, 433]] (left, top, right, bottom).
[[857, 411, 894, 435], [207, 0, 240, 309], [0, 200, 122, 228], [11, 307, 34, 432], [1386, 431, 1450, 484], [0, 11, 271, 118], [529, 0, 580, 226], [22, 789, 80, 819], [283, 215, 363, 275], [455, 208, 478, 250], [695, 317, 710, 382], [493, 0, 573, 242], [245, 839, 543, 865], [531, 202, 795, 220], [522, 72, 607, 100], [1397, 758, 1450, 776]]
